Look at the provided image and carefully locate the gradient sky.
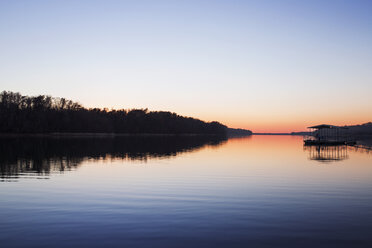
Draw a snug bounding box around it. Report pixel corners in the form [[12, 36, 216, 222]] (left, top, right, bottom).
[[1, 0, 371, 132]]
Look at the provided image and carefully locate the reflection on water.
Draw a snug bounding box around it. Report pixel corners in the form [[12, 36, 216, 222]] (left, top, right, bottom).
[[0, 135, 372, 248], [0, 136, 227, 181], [304, 145, 348, 162]]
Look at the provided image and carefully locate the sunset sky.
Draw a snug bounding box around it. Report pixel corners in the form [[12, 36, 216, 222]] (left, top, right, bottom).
[[1, 0, 371, 132]]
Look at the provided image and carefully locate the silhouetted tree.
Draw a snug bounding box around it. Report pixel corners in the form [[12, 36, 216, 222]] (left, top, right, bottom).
[[0, 91, 227, 135]]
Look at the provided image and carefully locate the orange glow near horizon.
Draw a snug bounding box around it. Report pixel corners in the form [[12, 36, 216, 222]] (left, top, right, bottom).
[[85, 101, 371, 133], [227, 119, 372, 133], [188, 112, 372, 133], [227, 120, 372, 133]]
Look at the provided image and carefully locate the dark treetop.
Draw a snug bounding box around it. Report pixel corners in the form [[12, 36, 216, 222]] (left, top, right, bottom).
[[0, 91, 227, 135]]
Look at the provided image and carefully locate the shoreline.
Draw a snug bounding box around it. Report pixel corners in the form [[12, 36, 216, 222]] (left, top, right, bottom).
[[0, 132, 231, 138]]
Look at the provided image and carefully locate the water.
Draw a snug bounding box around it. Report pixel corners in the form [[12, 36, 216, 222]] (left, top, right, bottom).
[[1, 135, 372, 247]]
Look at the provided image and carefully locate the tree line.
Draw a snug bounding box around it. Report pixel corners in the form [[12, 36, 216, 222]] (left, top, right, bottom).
[[0, 91, 227, 135]]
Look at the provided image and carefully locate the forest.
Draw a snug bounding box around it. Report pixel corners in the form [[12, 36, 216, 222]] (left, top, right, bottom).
[[0, 91, 227, 135]]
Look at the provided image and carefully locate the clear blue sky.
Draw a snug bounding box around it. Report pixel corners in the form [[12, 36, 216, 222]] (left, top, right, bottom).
[[1, 0, 371, 132]]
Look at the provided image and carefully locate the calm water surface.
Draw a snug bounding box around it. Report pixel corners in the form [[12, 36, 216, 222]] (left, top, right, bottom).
[[1, 135, 372, 247]]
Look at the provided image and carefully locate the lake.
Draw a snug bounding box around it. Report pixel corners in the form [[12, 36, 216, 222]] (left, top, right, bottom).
[[1, 135, 372, 248]]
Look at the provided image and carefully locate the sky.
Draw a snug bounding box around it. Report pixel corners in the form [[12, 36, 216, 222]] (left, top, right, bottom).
[[0, 0, 371, 132]]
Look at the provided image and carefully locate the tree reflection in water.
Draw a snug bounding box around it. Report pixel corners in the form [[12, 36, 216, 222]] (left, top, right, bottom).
[[0, 135, 227, 180]]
